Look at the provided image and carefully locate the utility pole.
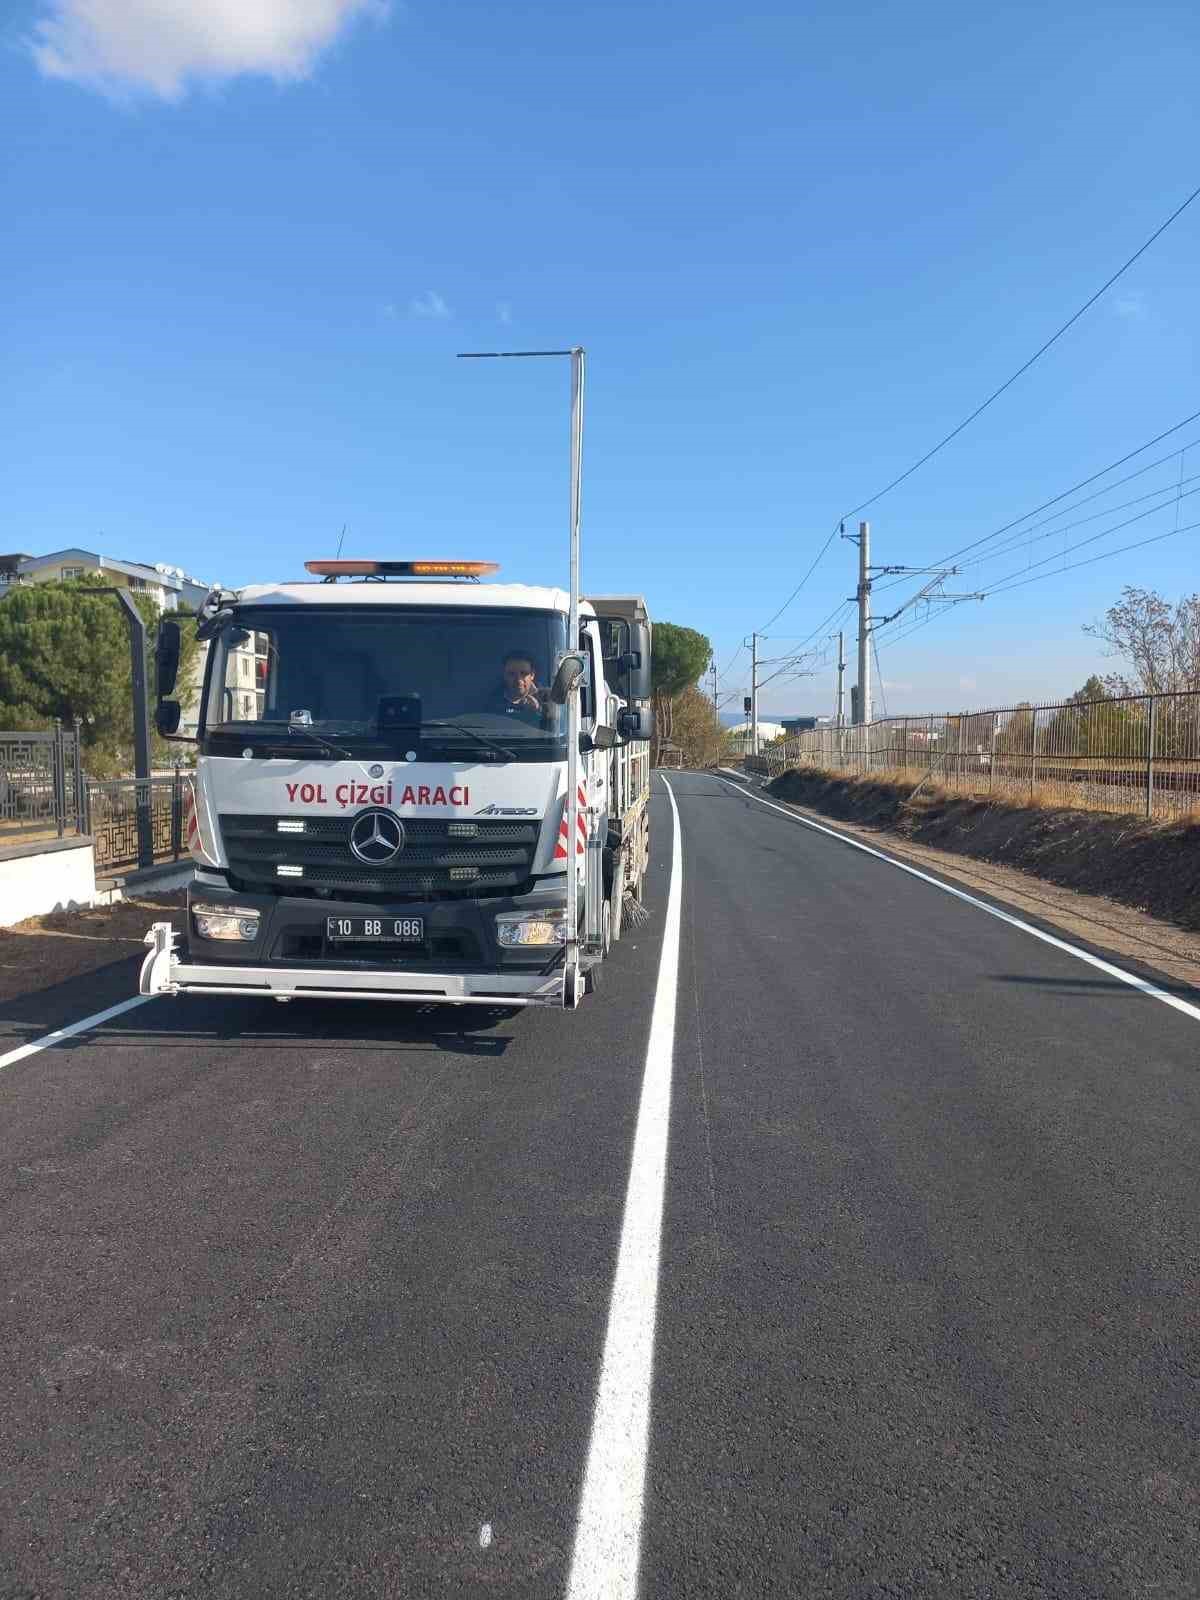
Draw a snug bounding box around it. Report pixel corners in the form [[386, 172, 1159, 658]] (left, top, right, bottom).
[[841, 519, 984, 734], [835, 630, 846, 728], [857, 520, 872, 727], [751, 632, 759, 757]]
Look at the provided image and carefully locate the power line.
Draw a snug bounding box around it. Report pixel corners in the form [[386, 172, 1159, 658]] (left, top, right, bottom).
[[716, 642, 745, 682], [755, 601, 853, 689], [872, 496, 1200, 645], [758, 524, 841, 631], [836, 182, 1200, 525], [876, 408, 1200, 588], [871, 633, 888, 718], [977, 484, 1200, 595], [977, 516, 1200, 599], [957, 470, 1200, 571]]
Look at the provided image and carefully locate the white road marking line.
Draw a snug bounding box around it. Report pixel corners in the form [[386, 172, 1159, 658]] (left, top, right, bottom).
[[478, 1523, 493, 1550], [715, 776, 1200, 1025], [0, 995, 155, 1073], [566, 775, 683, 1600]]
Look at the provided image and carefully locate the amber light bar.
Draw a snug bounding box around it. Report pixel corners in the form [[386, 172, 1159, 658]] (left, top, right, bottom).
[[305, 559, 500, 579]]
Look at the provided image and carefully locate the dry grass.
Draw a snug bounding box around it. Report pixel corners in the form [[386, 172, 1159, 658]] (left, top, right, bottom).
[[782, 758, 1200, 824]]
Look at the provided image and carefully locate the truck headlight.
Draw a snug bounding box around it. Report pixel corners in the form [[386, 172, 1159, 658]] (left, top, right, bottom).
[[495, 908, 568, 947], [193, 904, 260, 942]]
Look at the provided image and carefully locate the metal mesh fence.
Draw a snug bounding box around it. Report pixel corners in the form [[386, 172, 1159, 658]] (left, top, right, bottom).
[[746, 691, 1200, 820]]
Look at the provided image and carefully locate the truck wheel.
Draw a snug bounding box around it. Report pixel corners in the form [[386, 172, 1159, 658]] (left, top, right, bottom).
[[601, 895, 612, 957]]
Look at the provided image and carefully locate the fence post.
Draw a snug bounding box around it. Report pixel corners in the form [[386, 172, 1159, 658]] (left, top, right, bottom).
[[989, 713, 997, 794], [1030, 710, 1038, 798], [72, 717, 86, 835], [1146, 695, 1157, 819], [53, 718, 66, 839], [172, 764, 183, 859]]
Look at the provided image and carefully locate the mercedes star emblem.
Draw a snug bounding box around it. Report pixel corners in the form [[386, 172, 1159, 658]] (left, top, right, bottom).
[[349, 808, 406, 865]]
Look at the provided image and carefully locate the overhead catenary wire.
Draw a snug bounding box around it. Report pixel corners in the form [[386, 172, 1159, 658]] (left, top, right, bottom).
[[872, 501, 1200, 647], [870, 633, 888, 718], [871, 408, 1200, 594], [956, 470, 1200, 571], [835, 183, 1200, 527]]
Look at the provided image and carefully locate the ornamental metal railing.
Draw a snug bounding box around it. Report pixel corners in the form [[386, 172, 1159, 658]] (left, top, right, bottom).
[[0, 722, 86, 843]]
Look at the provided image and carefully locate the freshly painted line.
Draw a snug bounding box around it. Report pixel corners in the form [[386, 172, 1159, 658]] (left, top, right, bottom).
[[0, 994, 155, 1073], [716, 776, 1200, 1026], [566, 775, 683, 1600]]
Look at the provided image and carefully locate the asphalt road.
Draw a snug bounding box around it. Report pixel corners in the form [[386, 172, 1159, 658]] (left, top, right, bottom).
[[4, 770, 1200, 1598]]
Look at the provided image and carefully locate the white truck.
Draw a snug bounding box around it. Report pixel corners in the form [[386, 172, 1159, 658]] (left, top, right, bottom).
[[140, 561, 653, 1009]]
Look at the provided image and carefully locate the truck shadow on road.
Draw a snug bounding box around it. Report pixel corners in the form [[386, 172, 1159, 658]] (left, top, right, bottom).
[[6, 987, 522, 1061], [136, 997, 523, 1057]]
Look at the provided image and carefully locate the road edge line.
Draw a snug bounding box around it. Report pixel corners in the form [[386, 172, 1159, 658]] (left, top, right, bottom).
[[716, 776, 1200, 1026], [566, 774, 683, 1600], [0, 994, 156, 1073]]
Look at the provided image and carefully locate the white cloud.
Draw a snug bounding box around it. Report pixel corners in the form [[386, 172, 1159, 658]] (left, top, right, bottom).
[[1113, 290, 1147, 321], [409, 289, 451, 320], [882, 680, 912, 694], [958, 674, 977, 694], [497, 301, 513, 326], [30, 0, 386, 99]]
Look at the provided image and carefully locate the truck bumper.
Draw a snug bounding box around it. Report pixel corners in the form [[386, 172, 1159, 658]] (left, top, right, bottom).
[[139, 878, 572, 1007], [140, 924, 565, 1006]]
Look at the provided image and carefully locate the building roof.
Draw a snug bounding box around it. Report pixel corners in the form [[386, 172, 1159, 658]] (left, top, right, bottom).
[[17, 548, 207, 593]]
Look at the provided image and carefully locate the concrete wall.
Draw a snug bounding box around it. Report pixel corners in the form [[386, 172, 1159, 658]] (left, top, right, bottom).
[[0, 838, 96, 928]]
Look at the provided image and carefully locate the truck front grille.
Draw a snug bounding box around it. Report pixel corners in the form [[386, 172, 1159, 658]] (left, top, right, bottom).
[[219, 814, 541, 899]]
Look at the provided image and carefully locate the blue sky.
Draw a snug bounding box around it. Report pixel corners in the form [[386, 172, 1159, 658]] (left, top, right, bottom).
[[3, 0, 1197, 716]]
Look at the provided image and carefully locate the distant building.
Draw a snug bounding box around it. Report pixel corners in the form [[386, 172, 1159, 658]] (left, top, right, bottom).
[[780, 715, 835, 734], [2, 548, 208, 611], [725, 719, 786, 755]]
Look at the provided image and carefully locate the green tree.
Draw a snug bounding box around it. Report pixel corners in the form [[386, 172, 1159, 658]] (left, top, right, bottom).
[[649, 622, 712, 764], [0, 577, 201, 774], [651, 622, 712, 697]]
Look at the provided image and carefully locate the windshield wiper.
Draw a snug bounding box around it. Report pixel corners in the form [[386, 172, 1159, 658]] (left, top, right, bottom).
[[418, 720, 518, 761], [284, 724, 355, 760]]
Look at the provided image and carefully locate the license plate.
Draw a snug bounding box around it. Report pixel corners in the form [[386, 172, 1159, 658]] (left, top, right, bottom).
[[326, 916, 425, 943]]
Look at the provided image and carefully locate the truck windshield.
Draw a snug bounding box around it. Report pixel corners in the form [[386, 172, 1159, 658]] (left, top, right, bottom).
[[200, 605, 569, 760]]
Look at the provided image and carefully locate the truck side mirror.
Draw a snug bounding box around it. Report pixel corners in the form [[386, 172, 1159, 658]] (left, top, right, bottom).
[[156, 700, 182, 736], [625, 622, 652, 702], [550, 653, 587, 705], [156, 620, 182, 698], [618, 705, 654, 743]]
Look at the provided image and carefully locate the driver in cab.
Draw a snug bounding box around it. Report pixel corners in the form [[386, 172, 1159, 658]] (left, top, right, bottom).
[[494, 650, 545, 722]]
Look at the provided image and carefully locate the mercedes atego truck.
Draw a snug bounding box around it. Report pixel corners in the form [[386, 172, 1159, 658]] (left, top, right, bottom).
[[140, 561, 653, 1009]]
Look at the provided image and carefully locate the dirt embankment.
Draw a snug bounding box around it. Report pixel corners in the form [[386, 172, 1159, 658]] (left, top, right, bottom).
[[0, 894, 186, 1006], [767, 769, 1200, 934]]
